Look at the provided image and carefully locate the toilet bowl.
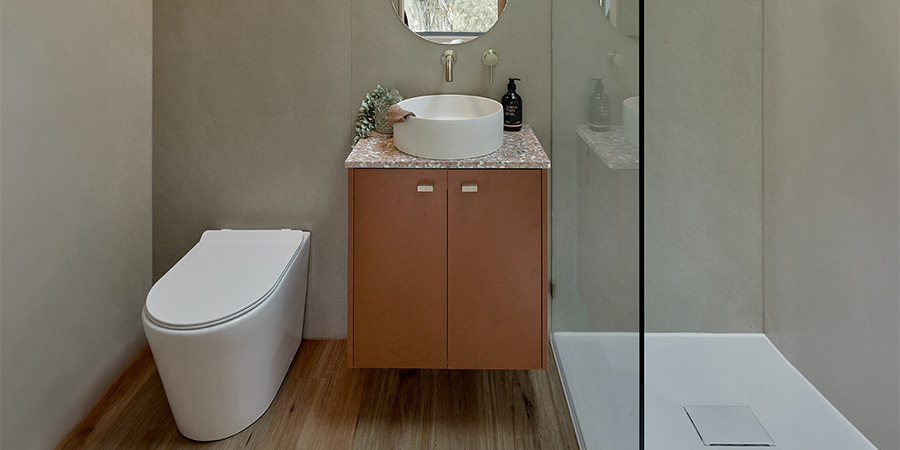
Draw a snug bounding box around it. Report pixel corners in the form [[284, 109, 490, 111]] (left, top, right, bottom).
[[142, 229, 310, 441]]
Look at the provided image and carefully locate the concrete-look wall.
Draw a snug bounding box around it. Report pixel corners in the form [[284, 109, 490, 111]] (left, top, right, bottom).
[[0, 0, 152, 449], [763, 1, 900, 448], [351, 0, 551, 148], [153, 0, 353, 337], [644, 0, 763, 332], [575, 141, 640, 331], [154, 0, 549, 338]]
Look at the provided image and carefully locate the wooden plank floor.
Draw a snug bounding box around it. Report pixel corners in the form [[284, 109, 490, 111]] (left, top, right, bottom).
[[57, 340, 579, 450]]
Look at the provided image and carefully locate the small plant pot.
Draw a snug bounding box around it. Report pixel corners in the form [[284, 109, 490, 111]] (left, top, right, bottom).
[[374, 106, 394, 135]]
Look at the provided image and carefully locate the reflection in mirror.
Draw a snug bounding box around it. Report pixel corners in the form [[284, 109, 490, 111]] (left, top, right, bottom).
[[393, 0, 507, 44], [600, 0, 638, 39]]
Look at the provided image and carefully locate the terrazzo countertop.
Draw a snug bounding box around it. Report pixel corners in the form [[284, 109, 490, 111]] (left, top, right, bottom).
[[575, 125, 640, 170], [345, 125, 550, 169]]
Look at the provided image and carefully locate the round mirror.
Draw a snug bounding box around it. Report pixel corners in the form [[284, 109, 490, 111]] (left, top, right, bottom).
[[392, 0, 508, 44], [599, 0, 638, 39]]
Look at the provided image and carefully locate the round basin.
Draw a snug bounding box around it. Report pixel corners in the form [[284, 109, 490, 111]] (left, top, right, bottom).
[[392, 95, 503, 160], [623, 96, 640, 148]]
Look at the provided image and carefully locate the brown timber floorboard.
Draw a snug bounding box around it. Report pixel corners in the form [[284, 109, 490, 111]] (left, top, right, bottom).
[[56, 340, 579, 450]]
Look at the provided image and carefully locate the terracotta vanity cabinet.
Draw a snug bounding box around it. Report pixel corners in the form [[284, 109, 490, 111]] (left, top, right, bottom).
[[349, 168, 547, 370], [350, 169, 448, 368], [447, 169, 545, 369]]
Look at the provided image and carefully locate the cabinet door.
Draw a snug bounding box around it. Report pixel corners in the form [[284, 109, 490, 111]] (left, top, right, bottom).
[[447, 169, 544, 369], [352, 169, 447, 368]]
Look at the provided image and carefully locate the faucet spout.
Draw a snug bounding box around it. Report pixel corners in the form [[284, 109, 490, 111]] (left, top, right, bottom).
[[441, 50, 457, 82]]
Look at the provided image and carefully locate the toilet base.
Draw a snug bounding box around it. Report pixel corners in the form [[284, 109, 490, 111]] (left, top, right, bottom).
[[143, 232, 310, 441]]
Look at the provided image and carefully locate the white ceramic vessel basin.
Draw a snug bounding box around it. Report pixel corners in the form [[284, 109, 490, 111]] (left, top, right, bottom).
[[392, 94, 503, 160], [623, 96, 640, 148]]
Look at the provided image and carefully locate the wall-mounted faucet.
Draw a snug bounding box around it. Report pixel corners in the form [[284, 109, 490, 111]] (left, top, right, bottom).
[[441, 50, 457, 82]]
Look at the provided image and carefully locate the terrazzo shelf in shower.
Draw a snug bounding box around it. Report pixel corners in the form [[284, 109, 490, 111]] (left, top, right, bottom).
[[575, 125, 640, 170]]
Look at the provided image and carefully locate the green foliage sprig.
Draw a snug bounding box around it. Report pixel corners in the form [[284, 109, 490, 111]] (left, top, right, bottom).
[[354, 85, 403, 146]]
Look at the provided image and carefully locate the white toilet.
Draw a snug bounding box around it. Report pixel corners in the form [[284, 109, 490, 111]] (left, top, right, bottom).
[[142, 229, 311, 441]]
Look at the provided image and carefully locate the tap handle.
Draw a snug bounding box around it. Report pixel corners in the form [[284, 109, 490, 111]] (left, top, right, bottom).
[[482, 50, 499, 84]]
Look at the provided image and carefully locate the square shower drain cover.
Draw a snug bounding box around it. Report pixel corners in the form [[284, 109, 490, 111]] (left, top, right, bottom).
[[684, 405, 775, 447]]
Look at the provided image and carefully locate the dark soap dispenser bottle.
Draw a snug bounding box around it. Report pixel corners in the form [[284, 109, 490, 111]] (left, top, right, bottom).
[[589, 78, 610, 131], [502, 78, 523, 131]]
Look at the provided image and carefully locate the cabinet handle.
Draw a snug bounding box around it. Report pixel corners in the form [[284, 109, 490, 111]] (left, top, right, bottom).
[[461, 182, 478, 193], [417, 181, 434, 193]]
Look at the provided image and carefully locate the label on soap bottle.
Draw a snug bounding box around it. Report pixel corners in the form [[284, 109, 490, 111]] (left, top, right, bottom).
[[504, 104, 522, 130]]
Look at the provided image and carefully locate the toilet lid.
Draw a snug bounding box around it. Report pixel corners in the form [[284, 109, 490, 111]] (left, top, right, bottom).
[[146, 229, 307, 329]]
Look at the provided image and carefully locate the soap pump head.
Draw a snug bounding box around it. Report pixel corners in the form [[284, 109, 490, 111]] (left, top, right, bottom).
[[592, 78, 605, 93], [507, 77, 521, 90]]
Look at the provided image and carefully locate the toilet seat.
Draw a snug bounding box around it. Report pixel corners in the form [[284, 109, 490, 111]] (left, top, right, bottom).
[[146, 229, 307, 330]]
